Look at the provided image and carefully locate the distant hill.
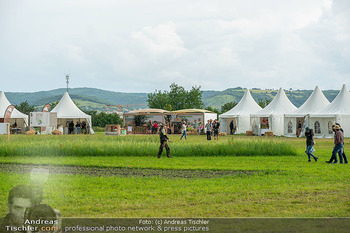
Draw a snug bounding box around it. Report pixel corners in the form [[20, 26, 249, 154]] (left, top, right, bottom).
[[4, 87, 341, 112], [6, 88, 148, 112]]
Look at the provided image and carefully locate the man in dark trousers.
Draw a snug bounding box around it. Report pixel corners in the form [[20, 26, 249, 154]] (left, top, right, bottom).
[[296, 120, 302, 137], [305, 127, 318, 162], [326, 124, 344, 164], [326, 123, 348, 164], [68, 121, 74, 134], [229, 120, 234, 135], [158, 124, 172, 158], [213, 120, 220, 140]]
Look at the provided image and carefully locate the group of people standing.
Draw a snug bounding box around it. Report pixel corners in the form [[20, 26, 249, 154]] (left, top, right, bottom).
[[205, 119, 220, 140], [67, 120, 87, 134], [305, 123, 348, 164], [147, 121, 160, 134], [179, 119, 220, 140]]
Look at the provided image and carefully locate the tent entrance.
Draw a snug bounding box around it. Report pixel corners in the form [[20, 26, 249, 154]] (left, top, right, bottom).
[[227, 118, 237, 135], [260, 117, 270, 136]]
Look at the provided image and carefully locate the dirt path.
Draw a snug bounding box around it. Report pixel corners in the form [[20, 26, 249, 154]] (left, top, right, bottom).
[[0, 163, 261, 179]]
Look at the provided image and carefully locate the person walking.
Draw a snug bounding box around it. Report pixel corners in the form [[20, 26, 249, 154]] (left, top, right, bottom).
[[326, 124, 347, 164], [305, 127, 318, 162], [158, 124, 172, 158], [180, 121, 187, 140], [326, 125, 344, 164], [205, 120, 212, 140], [335, 123, 348, 164]]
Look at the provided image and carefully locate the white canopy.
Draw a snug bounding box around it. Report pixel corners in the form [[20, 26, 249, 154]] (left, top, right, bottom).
[[306, 84, 350, 138], [51, 92, 93, 134], [251, 88, 296, 136], [285, 86, 330, 117], [284, 86, 330, 137], [310, 84, 350, 117], [220, 89, 262, 118], [251, 88, 297, 117], [0, 91, 28, 125], [219, 89, 262, 134]]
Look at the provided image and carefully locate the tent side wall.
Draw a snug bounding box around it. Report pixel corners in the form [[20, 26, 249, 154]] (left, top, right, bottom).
[[307, 117, 334, 138], [271, 115, 285, 136], [250, 117, 260, 135], [284, 117, 297, 137], [338, 115, 350, 137], [220, 118, 228, 134], [237, 115, 251, 134]]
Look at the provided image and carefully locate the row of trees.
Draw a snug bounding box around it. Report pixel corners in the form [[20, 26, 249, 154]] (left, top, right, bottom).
[[84, 111, 123, 127], [147, 83, 204, 111]]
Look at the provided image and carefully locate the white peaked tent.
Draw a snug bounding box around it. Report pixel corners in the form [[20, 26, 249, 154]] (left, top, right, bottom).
[[307, 84, 350, 138], [0, 91, 28, 129], [219, 89, 262, 134], [51, 92, 94, 134], [284, 86, 330, 137], [250, 88, 297, 136]]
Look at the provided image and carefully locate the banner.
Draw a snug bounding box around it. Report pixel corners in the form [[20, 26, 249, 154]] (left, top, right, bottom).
[[3, 105, 15, 123], [42, 104, 51, 112], [30, 112, 57, 127]]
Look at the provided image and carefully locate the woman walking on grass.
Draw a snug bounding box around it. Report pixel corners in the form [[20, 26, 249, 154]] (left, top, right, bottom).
[[305, 127, 318, 162], [180, 121, 187, 140]]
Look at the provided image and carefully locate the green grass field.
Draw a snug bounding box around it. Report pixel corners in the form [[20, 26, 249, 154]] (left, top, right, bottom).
[[0, 134, 349, 217]]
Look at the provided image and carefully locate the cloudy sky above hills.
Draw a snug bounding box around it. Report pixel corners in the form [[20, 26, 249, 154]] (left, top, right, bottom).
[[1, 0, 349, 93]]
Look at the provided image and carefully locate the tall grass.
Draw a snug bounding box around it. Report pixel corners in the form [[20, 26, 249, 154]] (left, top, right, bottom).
[[0, 135, 296, 157]]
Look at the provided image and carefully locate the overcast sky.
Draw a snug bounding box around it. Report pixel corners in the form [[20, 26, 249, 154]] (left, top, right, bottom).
[[1, 0, 349, 93]]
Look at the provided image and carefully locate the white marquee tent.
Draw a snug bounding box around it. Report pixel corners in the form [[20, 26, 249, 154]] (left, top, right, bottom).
[[284, 86, 330, 137], [250, 88, 297, 136], [219, 89, 262, 134], [51, 92, 94, 134], [307, 84, 350, 138], [0, 91, 28, 131]]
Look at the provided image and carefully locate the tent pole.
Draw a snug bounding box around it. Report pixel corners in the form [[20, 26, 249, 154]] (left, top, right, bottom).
[[7, 123, 10, 141]]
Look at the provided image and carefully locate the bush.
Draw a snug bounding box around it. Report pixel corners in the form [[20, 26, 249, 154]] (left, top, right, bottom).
[[92, 127, 105, 132]]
